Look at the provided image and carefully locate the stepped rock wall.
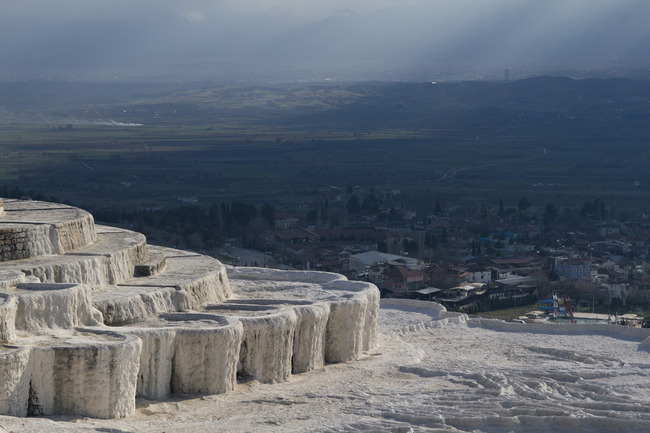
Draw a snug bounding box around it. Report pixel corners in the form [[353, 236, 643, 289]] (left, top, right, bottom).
[[0, 331, 141, 418], [237, 310, 297, 383], [0, 200, 97, 261], [104, 239, 147, 285], [27, 256, 111, 286], [0, 199, 380, 419], [22, 230, 147, 287], [53, 215, 96, 253], [13, 284, 100, 332], [0, 225, 61, 261], [29, 331, 141, 418], [171, 324, 242, 395], [0, 295, 17, 344], [93, 287, 179, 326], [292, 303, 329, 373], [323, 279, 380, 353], [123, 314, 243, 400], [131, 327, 176, 399], [174, 266, 232, 310], [0, 347, 31, 417]]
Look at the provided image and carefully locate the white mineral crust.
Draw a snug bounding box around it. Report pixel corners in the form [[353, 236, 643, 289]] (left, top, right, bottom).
[[291, 303, 329, 373], [0, 200, 392, 423], [238, 310, 298, 383], [129, 328, 176, 399], [0, 347, 31, 416], [1, 298, 650, 432], [53, 215, 96, 252], [29, 331, 141, 418], [123, 315, 243, 399], [93, 286, 179, 325], [171, 324, 242, 395], [25, 224, 64, 257], [13, 284, 100, 332], [0, 295, 17, 344]]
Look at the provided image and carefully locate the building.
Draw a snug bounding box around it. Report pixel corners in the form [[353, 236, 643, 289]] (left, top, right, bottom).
[[273, 228, 320, 244], [424, 264, 462, 289], [381, 265, 425, 298], [350, 251, 421, 273], [311, 248, 351, 273], [555, 257, 591, 280], [274, 210, 299, 230], [438, 283, 487, 310], [489, 276, 538, 301], [466, 265, 491, 283]]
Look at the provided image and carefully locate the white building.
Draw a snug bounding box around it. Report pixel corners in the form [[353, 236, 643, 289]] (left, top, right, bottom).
[[466, 266, 492, 283], [350, 251, 422, 272]]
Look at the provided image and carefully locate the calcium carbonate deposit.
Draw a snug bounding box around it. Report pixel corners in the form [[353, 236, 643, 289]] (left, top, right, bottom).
[[0, 198, 379, 422], [1, 198, 650, 432]]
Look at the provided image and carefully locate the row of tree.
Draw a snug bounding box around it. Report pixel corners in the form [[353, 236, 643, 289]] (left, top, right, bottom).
[[92, 201, 276, 252]]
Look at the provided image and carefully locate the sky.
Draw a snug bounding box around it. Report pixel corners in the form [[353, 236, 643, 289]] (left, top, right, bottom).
[[1, 0, 649, 82]]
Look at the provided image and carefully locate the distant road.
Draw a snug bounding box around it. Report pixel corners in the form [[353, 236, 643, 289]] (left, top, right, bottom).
[[439, 145, 547, 181]]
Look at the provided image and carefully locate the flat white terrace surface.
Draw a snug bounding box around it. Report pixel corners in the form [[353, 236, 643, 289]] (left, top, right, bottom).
[[0, 200, 91, 225], [228, 279, 343, 303], [0, 227, 145, 284]]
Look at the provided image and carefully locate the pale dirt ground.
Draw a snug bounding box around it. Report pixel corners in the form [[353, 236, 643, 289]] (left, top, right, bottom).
[[2, 301, 650, 433]]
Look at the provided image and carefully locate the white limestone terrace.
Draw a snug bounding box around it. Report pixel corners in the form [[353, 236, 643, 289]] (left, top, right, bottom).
[[1, 328, 141, 419], [0, 199, 380, 419], [117, 313, 243, 400], [0, 199, 96, 260], [2, 225, 147, 288]]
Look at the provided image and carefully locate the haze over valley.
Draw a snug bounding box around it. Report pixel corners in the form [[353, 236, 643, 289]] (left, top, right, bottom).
[[2, 0, 650, 82]]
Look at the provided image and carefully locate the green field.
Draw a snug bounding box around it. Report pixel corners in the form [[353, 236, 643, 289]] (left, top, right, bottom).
[[471, 304, 539, 321], [1, 77, 649, 213]]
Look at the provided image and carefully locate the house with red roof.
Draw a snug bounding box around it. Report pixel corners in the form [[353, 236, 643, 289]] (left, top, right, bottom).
[[382, 265, 425, 298]]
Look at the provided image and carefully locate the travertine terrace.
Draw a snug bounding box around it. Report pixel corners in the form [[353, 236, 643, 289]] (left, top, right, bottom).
[[0, 198, 379, 418]]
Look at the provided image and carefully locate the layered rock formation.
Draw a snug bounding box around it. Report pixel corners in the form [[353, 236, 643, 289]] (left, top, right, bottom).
[[0, 199, 379, 418]]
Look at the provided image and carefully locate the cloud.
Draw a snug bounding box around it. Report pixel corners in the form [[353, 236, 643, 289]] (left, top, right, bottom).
[[1, 0, 648, 81], [0, 0, 423, 23], [224, 0, 423, 19], [181, 9, 205, 22]]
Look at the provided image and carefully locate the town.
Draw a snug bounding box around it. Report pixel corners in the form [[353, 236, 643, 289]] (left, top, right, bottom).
[[2, 77, 650, 325], [210, 187, 650, 323]]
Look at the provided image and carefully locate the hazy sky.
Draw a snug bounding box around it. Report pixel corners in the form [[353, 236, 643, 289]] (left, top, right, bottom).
[[2, 0, 419, 19], [1, 0, 649, 81]]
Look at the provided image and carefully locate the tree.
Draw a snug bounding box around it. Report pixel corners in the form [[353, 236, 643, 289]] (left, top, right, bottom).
[[230, 200, 257, 237], [208, 204, 223, 233], [425, 232, 437, 248], [580, 198, 606, 220], [434, 198, 443, 215], [306, 209, 318, 224], [346, 194, 361, 216], [221, 202, 232, 234], [518, 196, 531, 212], [260, 203, 275, 227], [439, 227, 448, 243], [480, 203, 489, 236], [543, 203, 558, 226], [404, 238, 419, 254], [361, 193, 380, 214], [388, 208, 401, 223]]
